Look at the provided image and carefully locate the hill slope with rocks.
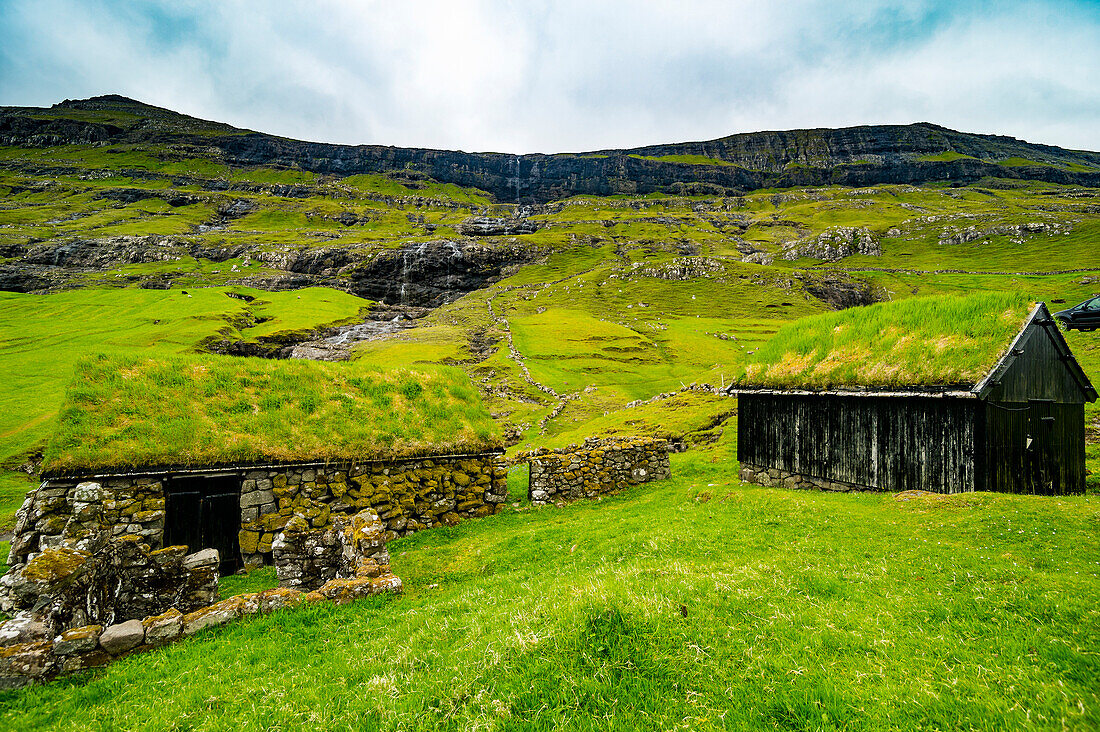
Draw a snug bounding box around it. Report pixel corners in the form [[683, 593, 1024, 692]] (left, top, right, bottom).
[[0, 94, 1097, 501], [1, 95, 1099, 732]]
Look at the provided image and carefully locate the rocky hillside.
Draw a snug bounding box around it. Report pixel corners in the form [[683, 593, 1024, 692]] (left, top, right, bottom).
[[3, 95, 1099, 202], [1, 93, 1098, 506]]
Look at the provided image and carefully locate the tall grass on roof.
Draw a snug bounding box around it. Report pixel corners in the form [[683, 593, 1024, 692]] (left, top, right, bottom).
[[734, 292, 1033, 390], [43, 354, 502, 474]]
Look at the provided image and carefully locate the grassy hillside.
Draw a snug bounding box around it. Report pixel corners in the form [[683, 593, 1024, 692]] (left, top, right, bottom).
[[1, 108, 1100, 727], [2, 178, 1099, 511], [3, 442, 1098, 730]]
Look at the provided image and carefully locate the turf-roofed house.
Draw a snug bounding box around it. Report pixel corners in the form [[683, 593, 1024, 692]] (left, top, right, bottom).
[[9, 354, 508, 576], [729, 293, 1096, 495]]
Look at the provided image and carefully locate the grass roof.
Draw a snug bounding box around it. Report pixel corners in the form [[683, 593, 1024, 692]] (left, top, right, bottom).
[[733, 292, 1034, 391], [43, 353, 502, 474]]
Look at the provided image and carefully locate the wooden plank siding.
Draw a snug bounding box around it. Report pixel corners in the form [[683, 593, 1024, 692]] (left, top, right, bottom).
[[739, 393, 979, 494], [983, 319, 1092, 405], [735, 304, 1094, 497], [983, 400, 1086, 494]]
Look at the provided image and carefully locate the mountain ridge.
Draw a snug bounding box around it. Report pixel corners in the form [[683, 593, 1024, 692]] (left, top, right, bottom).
[[2, 95, 1099, 202]]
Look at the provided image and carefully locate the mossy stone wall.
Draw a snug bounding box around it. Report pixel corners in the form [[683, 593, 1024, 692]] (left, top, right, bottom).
[[7, 477, 166, 568], [10, 453, 507, 570], [524, 438, 671, 505], [236, 455, 507, 566]]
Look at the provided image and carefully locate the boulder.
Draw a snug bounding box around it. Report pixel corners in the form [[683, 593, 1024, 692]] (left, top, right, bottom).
[[53, 625, 103, 656], [99, 619, 145, 655], [142, 608, 183, 646]]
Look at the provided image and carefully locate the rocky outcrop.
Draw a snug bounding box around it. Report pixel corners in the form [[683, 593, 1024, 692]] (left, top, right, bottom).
[[0, 230, 535, 304], [937, 221, 1073, 246], [20, 235, 183, 269], [796, 273, 881, 310], [629, 256, 727, 280], [347, 239, 537, 307], [782, 227, 880, 262], [457, 216, 540, 236]]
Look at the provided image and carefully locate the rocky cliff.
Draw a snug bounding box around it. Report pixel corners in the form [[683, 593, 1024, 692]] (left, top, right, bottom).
[[3, 95, 1098, 203]]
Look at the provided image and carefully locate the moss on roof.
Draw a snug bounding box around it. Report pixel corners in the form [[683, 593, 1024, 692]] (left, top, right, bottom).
[[733, 292, 1033, 390], [43, 353, 502, 474]]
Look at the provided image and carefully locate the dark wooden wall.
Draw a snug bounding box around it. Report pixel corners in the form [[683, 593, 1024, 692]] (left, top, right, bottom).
[[983, 400, 1086, 494], [737, 392, 1087, 495], [984, 319, 1091, 405], [738, 393, 979, 493]]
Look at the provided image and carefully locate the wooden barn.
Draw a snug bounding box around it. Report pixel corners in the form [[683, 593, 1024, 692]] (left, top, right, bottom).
[[729, 294, 1096, 495]]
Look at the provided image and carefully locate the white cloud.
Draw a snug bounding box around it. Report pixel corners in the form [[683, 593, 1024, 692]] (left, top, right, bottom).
[[1, 0, 1097, 152]]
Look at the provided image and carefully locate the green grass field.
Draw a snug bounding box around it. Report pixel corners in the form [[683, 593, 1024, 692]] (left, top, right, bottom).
[[1, 115, 1100, 728], [2, 440, 1098, 730]]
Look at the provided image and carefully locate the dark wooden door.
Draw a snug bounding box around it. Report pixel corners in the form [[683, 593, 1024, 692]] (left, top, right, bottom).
[[1027, 400, 1060, 495], [165, 474, 241, 575]]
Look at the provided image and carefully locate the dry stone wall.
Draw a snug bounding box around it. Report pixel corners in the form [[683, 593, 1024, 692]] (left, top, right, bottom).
[[8, 453, 507, 571], [236, 455, 507, 566], [524, 437, 671, 505], [273, 508, 393, 591], [8, 477, 166, 568], [0, 453, 496, 687], [0, 506, 402, 689], [0, 537, 218, 631], [0, 573, 401, 689]]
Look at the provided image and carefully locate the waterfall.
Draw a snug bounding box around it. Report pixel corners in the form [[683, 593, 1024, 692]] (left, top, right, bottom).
[[514, 156, 522, 202], [400, 241, 429, 306]]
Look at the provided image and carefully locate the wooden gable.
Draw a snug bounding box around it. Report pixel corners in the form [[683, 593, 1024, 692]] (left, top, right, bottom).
[[973, 303, 1098, 404]]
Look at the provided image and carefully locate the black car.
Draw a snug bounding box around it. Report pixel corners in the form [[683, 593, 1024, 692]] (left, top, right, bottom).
[[1054, 295, 1100, 331]]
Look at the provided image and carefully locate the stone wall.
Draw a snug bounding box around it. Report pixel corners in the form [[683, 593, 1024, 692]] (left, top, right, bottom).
[[8, 478, 166, 568], [0, 536, 218, 632], [0, 572, 401, 689], [8, 453, 507, 571], [524, 437, 671, 506], [273, 509, 392, 591], [738, 463, 868, 492], [0, 506, 402, 689], [236, 455, 507, 566]]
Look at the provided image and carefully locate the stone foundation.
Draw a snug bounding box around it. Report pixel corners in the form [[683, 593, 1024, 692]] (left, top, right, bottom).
[[524, 437, 671, 506], [738, 463, 870, 492]]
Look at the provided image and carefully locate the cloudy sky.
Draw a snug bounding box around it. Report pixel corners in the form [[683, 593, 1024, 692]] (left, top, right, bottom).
[[1, 0, 1098, 154]]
